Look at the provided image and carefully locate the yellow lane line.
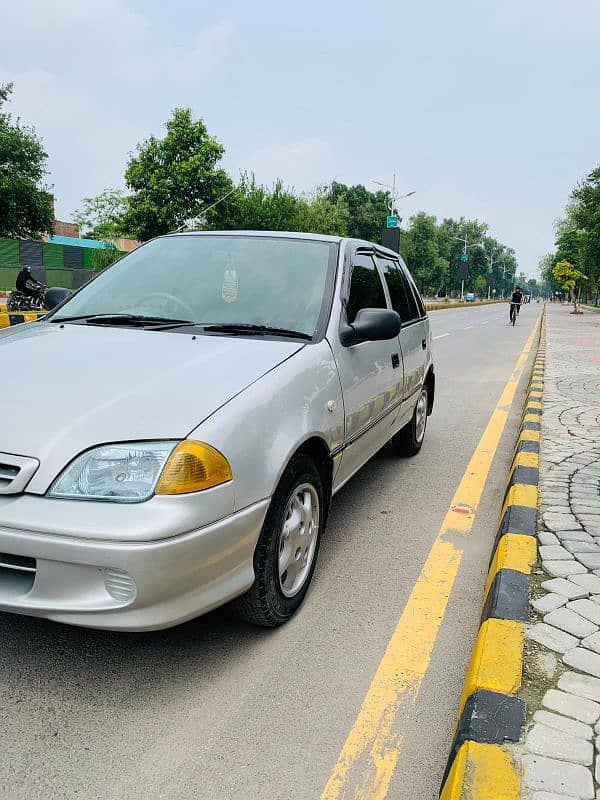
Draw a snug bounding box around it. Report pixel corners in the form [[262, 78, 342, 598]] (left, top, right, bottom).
[[320, 315, 541, 800]]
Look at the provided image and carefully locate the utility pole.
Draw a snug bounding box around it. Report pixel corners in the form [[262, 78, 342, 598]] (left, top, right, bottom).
[[371, 176, 415, 222]]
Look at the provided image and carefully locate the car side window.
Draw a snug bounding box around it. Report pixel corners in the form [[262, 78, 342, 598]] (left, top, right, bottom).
[[407, 272, 426, 318], [345, 253, 387, 323], [377, 257, 419, 323]]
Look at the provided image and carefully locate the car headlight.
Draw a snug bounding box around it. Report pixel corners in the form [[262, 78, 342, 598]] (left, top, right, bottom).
[[48, 441, 232, 502]]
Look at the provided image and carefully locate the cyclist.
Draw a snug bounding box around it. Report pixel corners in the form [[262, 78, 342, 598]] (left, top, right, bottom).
[[509, 286, 524, 325]]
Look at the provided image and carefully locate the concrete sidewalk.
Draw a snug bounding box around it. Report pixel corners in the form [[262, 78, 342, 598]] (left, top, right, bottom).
[[519, 304, 600, 799]]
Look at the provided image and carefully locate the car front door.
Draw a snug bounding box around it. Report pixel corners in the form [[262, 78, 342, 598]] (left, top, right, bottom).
[[377, 255, 428, 427], [331, 250, 404, 488]]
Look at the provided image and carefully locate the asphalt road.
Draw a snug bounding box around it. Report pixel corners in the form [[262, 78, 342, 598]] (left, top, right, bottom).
[[0, 302, 541, 800]]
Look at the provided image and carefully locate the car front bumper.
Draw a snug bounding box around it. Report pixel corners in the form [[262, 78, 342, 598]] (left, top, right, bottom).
[[0, 498, 269, 631]]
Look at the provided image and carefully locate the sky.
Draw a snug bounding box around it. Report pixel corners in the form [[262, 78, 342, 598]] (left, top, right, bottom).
[[3, 0, 600, 277]]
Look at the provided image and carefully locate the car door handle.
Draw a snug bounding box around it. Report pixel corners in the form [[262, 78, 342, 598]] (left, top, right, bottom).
[[422, 338, 427, 350], [391, 353, 400, 369]]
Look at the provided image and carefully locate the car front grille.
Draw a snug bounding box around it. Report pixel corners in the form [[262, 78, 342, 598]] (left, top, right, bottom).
[[0, 453, 39, 495]]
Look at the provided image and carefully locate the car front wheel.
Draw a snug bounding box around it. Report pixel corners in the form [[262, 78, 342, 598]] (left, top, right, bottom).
[[232, 454, 324, 627], [392, 385, 428, 457]]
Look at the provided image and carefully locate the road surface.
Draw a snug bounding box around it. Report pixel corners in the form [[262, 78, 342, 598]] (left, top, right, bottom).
[[0, 302, 541, 800]]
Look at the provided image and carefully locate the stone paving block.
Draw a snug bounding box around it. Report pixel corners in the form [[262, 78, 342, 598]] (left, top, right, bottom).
[[596, 755, 600, 784], [568, 600, 600, 626], [556, 531, 594, 543], [544, 513, 583, 532], [533, 594, 568, 614], [540, 545, 575, 560], [544, 561, 587, 578], [563, 541, 600, 554], [564, 648, 600, 679], [529, 623, 580, 653], [525, 722, 594, 765], [542, 689, 600, 724], [532, 793, 583, 800], [539, 532, 561, 546], [577, 553, 600, 570], [582, 632, 600, 655], [522, 753, 594, 798], [545, 608, 597, 637], [596, 734, 600, 751], [571, 575, 600, 593], [542, 578, 588, 599], [559, 672, 600, 704], [533, 710, 593, 740]]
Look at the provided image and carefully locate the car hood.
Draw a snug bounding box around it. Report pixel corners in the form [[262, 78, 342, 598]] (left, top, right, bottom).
[[0, 322, 303, 492]]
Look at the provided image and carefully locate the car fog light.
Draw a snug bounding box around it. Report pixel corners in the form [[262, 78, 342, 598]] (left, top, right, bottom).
[[104, 568, 136, 602]]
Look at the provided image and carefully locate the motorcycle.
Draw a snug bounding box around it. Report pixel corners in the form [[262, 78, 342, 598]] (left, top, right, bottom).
[[7, 287, 47, 312]]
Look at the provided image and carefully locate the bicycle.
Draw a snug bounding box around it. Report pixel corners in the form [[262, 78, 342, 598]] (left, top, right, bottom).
[[509, 301, 522, 326]]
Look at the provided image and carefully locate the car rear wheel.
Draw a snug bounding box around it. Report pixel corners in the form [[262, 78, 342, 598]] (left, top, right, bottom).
[[232, 454, 323, 627], [392, 385, 428, 457]]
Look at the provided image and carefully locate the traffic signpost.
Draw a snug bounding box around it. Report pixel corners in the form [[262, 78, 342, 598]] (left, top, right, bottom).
[[386, 215, 399, 228]]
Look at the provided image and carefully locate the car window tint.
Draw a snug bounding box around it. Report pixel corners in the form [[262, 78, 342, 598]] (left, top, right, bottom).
[[377, 257, 419, 323], [346, 253, 387, 323]]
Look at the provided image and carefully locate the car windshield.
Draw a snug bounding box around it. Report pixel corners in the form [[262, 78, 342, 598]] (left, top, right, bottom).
[[52, 235, 337, 337]]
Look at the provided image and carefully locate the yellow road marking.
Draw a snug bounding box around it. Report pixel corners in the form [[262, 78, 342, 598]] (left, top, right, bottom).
[[320, 317, 540, 800]]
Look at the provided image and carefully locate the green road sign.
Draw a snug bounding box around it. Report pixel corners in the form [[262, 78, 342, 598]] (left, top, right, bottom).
[[386, 215, 399, 228], [460, 253, 468, 263]]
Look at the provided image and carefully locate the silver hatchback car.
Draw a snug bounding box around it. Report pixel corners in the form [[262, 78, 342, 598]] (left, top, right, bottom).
[[0, 232, 434, 630]]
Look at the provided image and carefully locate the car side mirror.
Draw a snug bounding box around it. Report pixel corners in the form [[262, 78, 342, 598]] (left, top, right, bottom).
[[45, 287, 73, 311], [340, 308, 401, 347]]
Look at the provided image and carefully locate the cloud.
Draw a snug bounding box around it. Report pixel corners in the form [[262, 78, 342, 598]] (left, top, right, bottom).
[[238, 138, 335, 191], [1, 0, 233, 216]]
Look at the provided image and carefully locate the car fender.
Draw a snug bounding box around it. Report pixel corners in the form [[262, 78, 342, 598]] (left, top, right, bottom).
[[187, 339, 344, 512]]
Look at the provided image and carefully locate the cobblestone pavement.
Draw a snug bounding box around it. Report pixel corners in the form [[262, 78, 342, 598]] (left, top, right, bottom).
[[520, 305, 600, 799]]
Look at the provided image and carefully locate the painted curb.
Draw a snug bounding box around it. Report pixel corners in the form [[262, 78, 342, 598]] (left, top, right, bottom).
[[439, 309, 546, 799], [0, 311, 46, 328]]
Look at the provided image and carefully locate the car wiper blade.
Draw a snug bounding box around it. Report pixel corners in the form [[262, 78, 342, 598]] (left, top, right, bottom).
[[51, 313, 195, 328], [203, 323, 312, 340]]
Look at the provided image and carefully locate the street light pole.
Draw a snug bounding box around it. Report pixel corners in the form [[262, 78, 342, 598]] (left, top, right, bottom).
[[453, 235, 481, 301], [371, 177, 415, 223]]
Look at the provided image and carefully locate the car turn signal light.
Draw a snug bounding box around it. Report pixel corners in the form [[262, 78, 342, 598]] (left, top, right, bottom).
[[155, 441, 232, 495]]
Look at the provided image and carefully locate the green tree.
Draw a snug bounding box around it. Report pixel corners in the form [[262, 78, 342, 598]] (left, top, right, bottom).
[[296, 186, 349, 236], [74, 189, 129, 240], [122, 108, 233, 240], [0, 82, 53, 238], [327, 182, 390, 241], [400, 212, 443, 294], [553, 259, 587, 313], [474, 275, 487, 296], [225, 174, 301, 231]]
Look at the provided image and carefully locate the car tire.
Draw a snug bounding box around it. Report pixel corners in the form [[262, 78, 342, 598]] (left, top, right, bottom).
[[392, 385, 428, 457], [232, 454, 324, 627]]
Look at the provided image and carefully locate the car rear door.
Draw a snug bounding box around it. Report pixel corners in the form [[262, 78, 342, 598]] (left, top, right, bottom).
[[330, 249, 404, 488], [376, 255, 428, 427]]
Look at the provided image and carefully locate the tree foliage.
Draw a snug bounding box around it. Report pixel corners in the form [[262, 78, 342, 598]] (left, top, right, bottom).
[[547, 167, 600, 305], [0, 82, 53, 238], [122, 108, 233, 240], [74, 189, 128, 240], [553, 259, 586, 311]]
